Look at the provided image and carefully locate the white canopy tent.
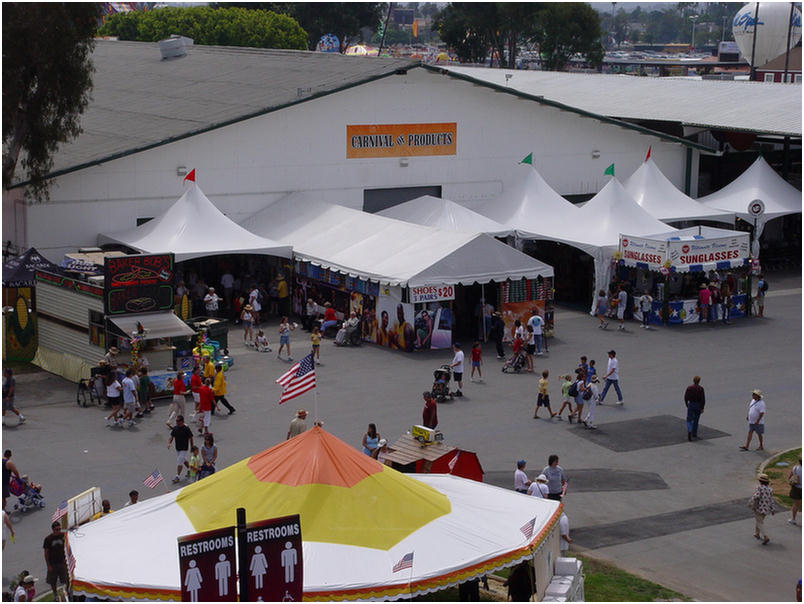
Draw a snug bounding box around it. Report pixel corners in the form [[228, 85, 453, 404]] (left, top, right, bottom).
[[240, 194, 553, 287], [623, 158, 734, 224], [376, 195, 513, 237], [98, 182, 293, 262]]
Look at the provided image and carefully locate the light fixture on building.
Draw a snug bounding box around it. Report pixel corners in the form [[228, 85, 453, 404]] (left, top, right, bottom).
[[399, 158, 409, 167], [591, 150, 601, 159], [176, 166, 188, 177]]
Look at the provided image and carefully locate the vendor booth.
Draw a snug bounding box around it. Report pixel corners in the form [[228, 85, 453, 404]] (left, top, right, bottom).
[[69, 427, 569, 601], [241, 195, 554, 350], [382, 432, 484, 482], [618, 226, 751, 325]]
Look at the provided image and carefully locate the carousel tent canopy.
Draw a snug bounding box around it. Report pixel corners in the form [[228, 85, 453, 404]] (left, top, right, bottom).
[[240, 194, 553, 286], [376, 195, 513, 237], [70, 427, 560, 602], [2, 247, 62, 287], [623, 158, 734, 224], [98, 182, 293, 262], [699, 155, 802, 222], [463, 163, 579, 239]]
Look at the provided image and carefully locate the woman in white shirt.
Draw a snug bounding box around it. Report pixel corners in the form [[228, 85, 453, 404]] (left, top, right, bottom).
[[583, 375, 600, 429]]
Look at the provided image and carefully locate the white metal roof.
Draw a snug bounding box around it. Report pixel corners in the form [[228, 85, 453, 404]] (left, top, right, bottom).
[[439, 66, 801, 137]]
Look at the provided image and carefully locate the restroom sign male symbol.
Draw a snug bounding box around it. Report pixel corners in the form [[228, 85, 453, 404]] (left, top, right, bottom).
[[177, 526, 237, 602], [243, 514, 303, 601]]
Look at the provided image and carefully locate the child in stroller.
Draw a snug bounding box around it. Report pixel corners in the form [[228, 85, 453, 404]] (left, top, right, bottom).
[[432, 365, 453, 402], [502, 334, 527, 373], [11, 475, 45, 512]]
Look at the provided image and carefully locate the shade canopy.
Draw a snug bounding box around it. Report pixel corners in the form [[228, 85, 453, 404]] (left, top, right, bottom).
[[2, 247, 62, 287], [623, 158, 734, 224], [70, 427, 560, 602], [98, 182, 293, 262], [240, 194, 553, 287], [109, 312, 196, 340], [376, 195, 513, 237], [699, 155, 802, 223]]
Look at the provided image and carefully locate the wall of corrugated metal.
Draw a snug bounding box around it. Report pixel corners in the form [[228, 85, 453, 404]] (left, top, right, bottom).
[[38, 318, 104, 364], [37, 281, 103, 327]]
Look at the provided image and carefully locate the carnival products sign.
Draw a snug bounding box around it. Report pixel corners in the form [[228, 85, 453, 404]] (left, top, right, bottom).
[[410, 284, 455, 303], [346, 123, 457, 158], [619, 236, 666, 270], [668, 236, 748, 266], [104, 253, 175, 315]]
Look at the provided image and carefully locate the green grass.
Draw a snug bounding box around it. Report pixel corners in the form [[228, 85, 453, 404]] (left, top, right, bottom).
[[577, 555, 692, 602], [765, 448, 801, 508]]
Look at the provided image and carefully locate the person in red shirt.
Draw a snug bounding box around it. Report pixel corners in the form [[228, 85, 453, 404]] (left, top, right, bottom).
[[422, 391, 438, 429], [189, 365, 202, 413], [198, 378, 214, 435], [470, 341, 483, 383], [167, 371, 186, 429], [511, 333, 523, 356], [321, 302, 338, 334]]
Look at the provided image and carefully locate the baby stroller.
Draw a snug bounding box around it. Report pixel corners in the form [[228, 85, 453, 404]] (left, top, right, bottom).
[[11, 475, 46, 512], [501, 350, 527, 373], [432, 365, 454, 402]]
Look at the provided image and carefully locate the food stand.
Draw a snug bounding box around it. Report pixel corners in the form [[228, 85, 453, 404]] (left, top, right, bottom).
[[618, 226, 751, 325], [382, 432, 484, 482]]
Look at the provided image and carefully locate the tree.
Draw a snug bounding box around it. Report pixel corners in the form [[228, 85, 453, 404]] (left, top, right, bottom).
[[534, 3, 603, 71], [99, 6, 307, 50], [3, 3, 103, 199]]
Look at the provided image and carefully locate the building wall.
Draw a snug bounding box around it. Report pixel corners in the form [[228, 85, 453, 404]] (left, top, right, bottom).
[[29, 68, 686, 259]]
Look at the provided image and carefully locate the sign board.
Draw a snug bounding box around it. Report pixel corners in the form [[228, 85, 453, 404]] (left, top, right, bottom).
[[347, 123, 457, 158], [619, 236, 667, 270], [242, 514, 303, 602], [178, 526, 237, 602], [747, 199, 765, 218], [104, 253, 175, 315], [410, 284, 456, 303], [667, 236, 748, 266]]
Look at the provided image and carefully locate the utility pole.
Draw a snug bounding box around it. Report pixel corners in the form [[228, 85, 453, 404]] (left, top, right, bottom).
[[689, 14, 699, 51]]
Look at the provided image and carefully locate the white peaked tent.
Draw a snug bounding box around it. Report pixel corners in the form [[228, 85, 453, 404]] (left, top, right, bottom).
[[98, 182, 292, 261], [240, 195, 553, 287], [465, 163, 579, 238], [623, 158, 734, 224], [376, 195, 513, 237], [699, 155, 802, 237]]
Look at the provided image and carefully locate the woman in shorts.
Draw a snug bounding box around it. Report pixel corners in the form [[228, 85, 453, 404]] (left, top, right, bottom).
[[595, 290, 608, 328], [104, 373, 123, 426], [789, 457, 802, 525], [241, 304, 255, 346]]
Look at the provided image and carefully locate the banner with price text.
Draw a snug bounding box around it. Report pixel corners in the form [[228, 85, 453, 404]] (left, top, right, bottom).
[[410, 284, 455, 304]]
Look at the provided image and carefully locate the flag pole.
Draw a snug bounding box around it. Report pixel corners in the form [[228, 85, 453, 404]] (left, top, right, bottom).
[[313, 388, 319, 427], [408, 556, 414, 601]]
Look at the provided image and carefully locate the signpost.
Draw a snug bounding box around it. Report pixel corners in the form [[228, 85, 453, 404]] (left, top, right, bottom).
[[177, 526, 237, 602], [104, 253, 175, 315], [746, 199, 765, 317], [242, 514, 303, 602]]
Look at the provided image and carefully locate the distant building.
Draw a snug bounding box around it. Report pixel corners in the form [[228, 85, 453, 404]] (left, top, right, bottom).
[[754, 46, 802, 83]]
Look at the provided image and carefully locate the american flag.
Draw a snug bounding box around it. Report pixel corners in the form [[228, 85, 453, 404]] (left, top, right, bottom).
[[51, 500, 68, 522], [392, 552, 414, 573], [276, 353, 316, 404], [66, 536, 76, 576], [447, 451, 460, 472], [143, 468, 164, 489], [520, 517, 536, 540]]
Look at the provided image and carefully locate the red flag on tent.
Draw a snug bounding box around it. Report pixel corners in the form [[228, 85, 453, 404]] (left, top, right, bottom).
[[645, 146, 651, 162], [183, 169, 196, 183]]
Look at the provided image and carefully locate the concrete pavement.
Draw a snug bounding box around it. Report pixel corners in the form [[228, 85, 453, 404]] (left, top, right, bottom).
[[2, 269, 800, 601]]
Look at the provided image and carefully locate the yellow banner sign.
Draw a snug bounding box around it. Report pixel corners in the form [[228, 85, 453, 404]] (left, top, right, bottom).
[[347, 123, 457, 158]]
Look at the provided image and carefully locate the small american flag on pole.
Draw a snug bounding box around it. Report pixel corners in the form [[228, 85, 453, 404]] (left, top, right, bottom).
[[520, 517, 536, 540], [66, 536, 76, 576], [392, 552, 414, 573], [51, 500, 68, 523], [276, 353, 316, 404], [143, 468, 164, 489]]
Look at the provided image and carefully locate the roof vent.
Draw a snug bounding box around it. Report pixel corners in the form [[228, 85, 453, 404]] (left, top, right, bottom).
[[158, 35, 193, 60]]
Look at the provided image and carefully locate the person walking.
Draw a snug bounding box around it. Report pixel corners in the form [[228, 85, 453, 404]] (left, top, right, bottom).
[[120, 368, 138, 428], [212, 364, 236, 415], [555, 374, 575, 422], [638, 291, 653, 329], [582, 375, 600, 429], [104, 373, 123, 427], [43, 521, 71, 601], [248, 284, 262, 325], [571, 369, 587, 424], [470, 341, 483, 382], [2, 368, 24, 424], [514, 460, 531, 494], [698, 283, 711, 322], [197, 378, 214, 436], [616, 285, 628, 330], [450, 343, 465, 397], [167, 415, 194, 483], [189, 366, 202, 420], [599, 350, 624, 405], [755, 274, 767, 317], [2, 508, 14, 549], [422, 392, 438, 429], [720, 281, 732, 324], [788, 458, 802, 525], [542, 455, 567, 501], [241, 304, 255, 346], [166, 371, 186, 429], [533, 370, 556, 419], [527, 309, 545, 355], [740, 389, 765, 451], [3, 450, 21, 511], [277, 316, 297, 361], [524, 325, 535, 372], [748, 473, 775, 545], [684, 376, 706, 441], [490, 312, 505, 359], [199, 433, 218, 479], [595, 290, 609, 329], [287, 409, 307, 439]]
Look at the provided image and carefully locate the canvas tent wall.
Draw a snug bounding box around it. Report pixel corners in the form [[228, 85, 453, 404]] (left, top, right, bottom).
[[623, 158, 734, 224], [376, 195, 513, 237], [98, 182, 292, 262]]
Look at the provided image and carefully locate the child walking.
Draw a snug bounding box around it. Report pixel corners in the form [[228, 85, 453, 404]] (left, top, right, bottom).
[[188, 446, 201, 482], [555, 374, 574, 422], [311, 326, 322, 364], [277, 316, 297, 361], [534, 370, 557, 419], [470, 341, 483, 382]]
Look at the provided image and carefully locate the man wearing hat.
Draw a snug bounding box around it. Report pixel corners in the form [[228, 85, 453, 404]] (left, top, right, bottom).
[[287, 409, 307, 440], [104, 346, 120, 370], [748, 473, 775, 545], [740, 389, 766, 451], [14, 574, 37, 602]]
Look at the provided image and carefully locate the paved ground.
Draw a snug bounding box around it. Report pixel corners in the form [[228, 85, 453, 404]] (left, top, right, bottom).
[[2, 269, 801, 601]]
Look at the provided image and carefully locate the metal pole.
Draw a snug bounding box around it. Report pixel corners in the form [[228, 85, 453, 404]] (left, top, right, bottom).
[[783, 2, 794, 83], [377, 2, 394, 57], [480, 283, 486, 342], [237, 507, 249, 601], [749, 2, 761, 80]]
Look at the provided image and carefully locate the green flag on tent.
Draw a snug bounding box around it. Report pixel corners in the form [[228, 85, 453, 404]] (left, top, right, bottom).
[[520, 153, 533, 165], [604, 163, 615, 176]]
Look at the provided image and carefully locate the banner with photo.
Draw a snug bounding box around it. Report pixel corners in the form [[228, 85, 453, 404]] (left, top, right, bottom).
[[500, 301, 545, 342]]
